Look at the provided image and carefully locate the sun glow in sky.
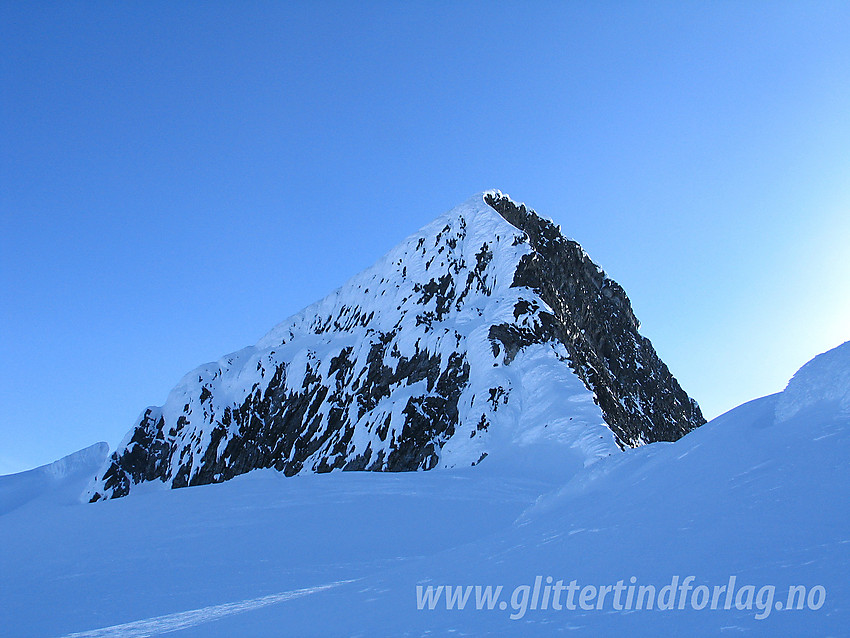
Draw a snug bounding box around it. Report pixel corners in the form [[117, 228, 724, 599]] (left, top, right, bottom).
[[2, 1, 848, 473]]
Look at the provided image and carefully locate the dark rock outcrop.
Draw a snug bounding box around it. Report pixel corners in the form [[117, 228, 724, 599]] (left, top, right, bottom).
[[485, 193, 704, 445]]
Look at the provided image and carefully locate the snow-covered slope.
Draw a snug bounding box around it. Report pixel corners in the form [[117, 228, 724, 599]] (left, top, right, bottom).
[[340, 341, 850, 637], [0, 442, 107, 516], [0, 343, 846, 637], [776, 339, 850, 422], [88, 191, 703, 500]]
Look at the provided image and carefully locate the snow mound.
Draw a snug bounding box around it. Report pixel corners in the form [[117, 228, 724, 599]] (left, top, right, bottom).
[[0, 442, 109, 516], [775, 340, 850, 422]]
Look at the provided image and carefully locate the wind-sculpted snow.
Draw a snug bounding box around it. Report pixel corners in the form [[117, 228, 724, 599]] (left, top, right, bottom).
[[0, 442, 108, 515], [775, 340, 850, 422], [88, 191, 703, 501]]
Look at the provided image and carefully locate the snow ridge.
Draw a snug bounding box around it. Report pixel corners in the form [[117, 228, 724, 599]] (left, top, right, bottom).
[[0, 442, 109, 515]]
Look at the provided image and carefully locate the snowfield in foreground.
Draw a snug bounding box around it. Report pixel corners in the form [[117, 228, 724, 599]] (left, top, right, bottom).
[[1, 342, 848, 637]]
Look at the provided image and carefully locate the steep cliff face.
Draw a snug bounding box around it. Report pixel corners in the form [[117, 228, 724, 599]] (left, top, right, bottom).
[[485, 193, 704, 445], [88, 191, 704, 501]]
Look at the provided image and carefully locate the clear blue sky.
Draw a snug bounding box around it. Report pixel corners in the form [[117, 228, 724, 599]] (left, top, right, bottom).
[[2, 1, 848, 474]]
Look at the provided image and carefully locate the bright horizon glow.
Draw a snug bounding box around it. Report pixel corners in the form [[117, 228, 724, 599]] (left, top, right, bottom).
[[2, 2, 849, 474]]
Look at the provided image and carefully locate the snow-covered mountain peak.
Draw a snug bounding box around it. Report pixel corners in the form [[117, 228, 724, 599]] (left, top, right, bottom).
[[88, 192, 704, 501]]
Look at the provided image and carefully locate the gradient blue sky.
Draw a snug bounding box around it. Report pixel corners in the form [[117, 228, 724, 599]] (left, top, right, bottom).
[[2, 1, 849, 474]]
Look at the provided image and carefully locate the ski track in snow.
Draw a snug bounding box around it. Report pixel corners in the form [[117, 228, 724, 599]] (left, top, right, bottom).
[[58, 580, 354, 638]]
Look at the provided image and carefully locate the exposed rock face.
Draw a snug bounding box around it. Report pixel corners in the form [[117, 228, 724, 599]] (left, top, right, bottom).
[[88, 191, 704, 501], [485, 193, 704, 445]]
